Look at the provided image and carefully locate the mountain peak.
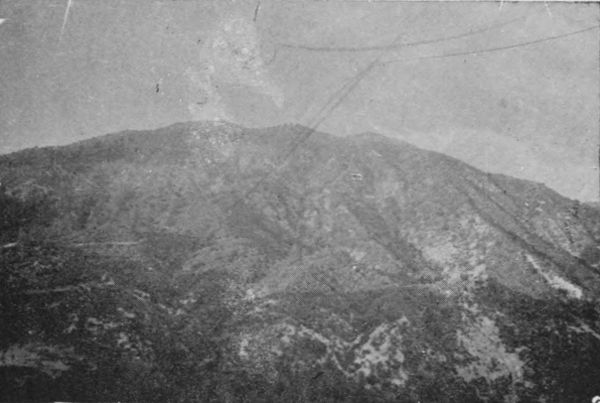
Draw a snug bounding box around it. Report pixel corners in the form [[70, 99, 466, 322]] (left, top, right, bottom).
[[2, 121, 600, 401]]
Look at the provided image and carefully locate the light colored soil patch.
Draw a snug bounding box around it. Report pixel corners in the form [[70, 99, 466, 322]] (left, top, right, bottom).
[[456, 315, 525, 385], [526, 254, 582, 299], [238, 317, 411, 388], [0, 343, 81, 378]]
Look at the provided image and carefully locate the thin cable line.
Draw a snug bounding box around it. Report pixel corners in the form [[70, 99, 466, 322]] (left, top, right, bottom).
[[226, 34, 405, 213], [205, 23, 599, 277], [380, 24, 600, 66], [278, 16, 524, 53], [227, 20, 528, 211]]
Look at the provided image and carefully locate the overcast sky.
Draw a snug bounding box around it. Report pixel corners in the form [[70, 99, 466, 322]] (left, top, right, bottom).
[[0, 0, 598, 201]]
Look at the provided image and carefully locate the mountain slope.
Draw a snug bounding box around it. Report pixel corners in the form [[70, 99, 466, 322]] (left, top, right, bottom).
[[1, 121, 600, 402]]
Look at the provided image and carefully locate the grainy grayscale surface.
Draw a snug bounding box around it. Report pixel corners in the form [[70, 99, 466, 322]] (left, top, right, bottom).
[[0, 1, 599, 402]]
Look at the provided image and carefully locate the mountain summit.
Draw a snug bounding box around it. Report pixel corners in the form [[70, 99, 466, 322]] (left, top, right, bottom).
[[1, 122, 600, 401]]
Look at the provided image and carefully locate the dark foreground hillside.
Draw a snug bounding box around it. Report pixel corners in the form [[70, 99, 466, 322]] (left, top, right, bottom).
[[1, 121, 600, 402]]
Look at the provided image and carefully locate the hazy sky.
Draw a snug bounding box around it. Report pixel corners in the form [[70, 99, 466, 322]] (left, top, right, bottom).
[[0, 0, 598, 200]]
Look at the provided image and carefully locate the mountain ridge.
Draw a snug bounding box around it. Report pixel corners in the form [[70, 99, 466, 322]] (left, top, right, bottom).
[[1, 121, 600, 401]]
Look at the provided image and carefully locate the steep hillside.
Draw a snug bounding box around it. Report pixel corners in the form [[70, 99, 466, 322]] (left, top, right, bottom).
[[1, 121, 600, 402]]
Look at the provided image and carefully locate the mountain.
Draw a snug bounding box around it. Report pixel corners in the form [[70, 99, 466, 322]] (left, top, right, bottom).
[[1, 121, 600, 402]]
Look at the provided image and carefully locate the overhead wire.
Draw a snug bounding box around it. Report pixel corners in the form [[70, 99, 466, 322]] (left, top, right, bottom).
[[379, 24, 600, 67], [227, 18, 529, 213], [192, 20, 599, 322], [277, 16, 525, 53]]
